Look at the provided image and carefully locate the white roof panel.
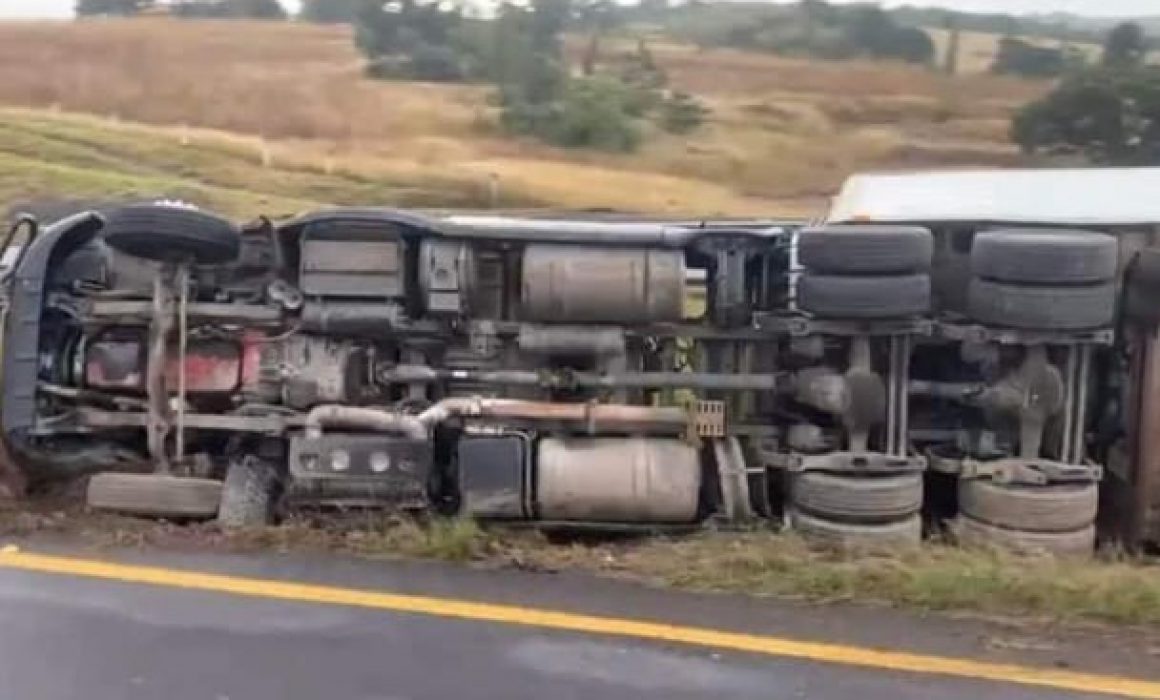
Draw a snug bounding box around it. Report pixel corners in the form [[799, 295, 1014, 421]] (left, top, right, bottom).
[[827, 168, 1160, 226]]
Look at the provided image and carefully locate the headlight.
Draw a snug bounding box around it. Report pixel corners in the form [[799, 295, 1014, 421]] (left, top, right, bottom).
[[370, 452, 392, 474]]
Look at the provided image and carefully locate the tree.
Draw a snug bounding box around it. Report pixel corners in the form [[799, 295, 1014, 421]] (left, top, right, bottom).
[[231, 0, 285, 18], [171, 0, 286, 18], [1012, 66, 1160, 165], [574, 0, 622, 76], [356, 0, 476, 82], [942, 17, 961, 75], [1103, 21, 1147, 68], [300, 0, 362, 24], [991, 37, 1065, 78], [76, 0, 152, 15]]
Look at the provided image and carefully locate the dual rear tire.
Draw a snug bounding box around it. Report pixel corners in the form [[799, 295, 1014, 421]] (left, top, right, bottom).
[[966, 229, 1118, 330], [789, 471, 923, 549], [956, 479, 1098, 557], [798, 225, 933, 319]]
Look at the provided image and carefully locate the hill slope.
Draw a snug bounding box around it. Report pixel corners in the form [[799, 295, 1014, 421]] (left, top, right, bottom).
[[0, 19, 1045, 217]]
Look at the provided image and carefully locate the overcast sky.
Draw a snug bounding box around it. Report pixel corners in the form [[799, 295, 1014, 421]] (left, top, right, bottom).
[[0, 0, 1156, 19]]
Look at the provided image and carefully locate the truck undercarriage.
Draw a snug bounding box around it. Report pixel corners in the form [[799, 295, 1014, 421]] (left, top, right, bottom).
[[2, 195, 1158, 554]]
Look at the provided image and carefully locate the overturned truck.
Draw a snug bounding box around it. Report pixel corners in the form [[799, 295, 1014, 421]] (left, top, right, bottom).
[[2, 168, 1159, 553]]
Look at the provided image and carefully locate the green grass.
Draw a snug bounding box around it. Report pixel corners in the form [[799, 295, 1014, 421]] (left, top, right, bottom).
[[0, 108, 543, 219], [205, 521, 1160, 627], [8, 497, 1155, 629]]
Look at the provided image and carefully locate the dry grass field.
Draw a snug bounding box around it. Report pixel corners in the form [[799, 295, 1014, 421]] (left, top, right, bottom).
[[0, 18, 1048, 218]]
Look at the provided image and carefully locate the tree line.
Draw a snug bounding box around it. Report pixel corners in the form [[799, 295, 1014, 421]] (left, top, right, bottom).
[[77, 0, 286, 18], [354, 0, 706, 152], [1013, 21, 1160, 165]]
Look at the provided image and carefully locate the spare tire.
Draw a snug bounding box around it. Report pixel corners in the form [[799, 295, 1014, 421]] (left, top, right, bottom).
[[790, 510, 921, 549], [955, 516, 1094, 558], [86, 473, 222, 519], [967, 279, 1115, 330], [972, 229, 1117, 285], [791, 472, 922, 525], [798, 273, 930, 319], [799, 225, 933, 275], [959, 479, 1097, 534], [102, 203, 240, 265]]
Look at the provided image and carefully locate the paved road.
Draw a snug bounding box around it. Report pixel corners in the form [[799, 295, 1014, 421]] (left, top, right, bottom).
[[0, 545, 1152, 700]]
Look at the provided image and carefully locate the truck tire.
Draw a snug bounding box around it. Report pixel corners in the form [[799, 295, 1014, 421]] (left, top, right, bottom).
[[955, 516, 1094, 557], [798, 273, 930, 319], [972, 229, 1117, 285], [967, 279, 1115, 330], [958, 479, 1097, 534], [790, 510, 922, 549], [86, 473, 221, 519], [1124, 249, 1160, 325], [102, 203, 240, 266], [218, 458, 280, 528], [799, 225, 933, 274], [791, 472, 922, 525]]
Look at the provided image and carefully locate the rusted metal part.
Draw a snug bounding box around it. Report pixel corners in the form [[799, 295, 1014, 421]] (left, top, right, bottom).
[[417, 397, 689, 434], [78, 407, 294, 433], [304, 405, 427, 442], [85, 336, 244, 395], [87, 301, 282, 326]]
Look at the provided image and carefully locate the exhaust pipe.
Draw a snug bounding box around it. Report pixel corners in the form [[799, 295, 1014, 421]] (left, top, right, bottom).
[[305, 398, 689, 440]]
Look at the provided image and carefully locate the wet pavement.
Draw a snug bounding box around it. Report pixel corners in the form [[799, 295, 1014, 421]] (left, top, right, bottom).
[[0, 543, 1153, 700]]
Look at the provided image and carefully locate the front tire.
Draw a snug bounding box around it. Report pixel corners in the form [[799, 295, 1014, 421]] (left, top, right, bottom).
[[218, 457, 280, 528]]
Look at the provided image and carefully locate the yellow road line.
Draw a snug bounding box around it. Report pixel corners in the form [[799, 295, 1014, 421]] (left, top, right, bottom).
[[0, 549, 1157, 699]]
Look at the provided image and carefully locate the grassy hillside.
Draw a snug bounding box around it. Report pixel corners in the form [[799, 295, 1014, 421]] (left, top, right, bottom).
[[0, 19, 1046, 218]]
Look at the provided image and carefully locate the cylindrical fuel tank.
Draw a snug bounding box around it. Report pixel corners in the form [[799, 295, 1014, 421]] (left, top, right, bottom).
[[535, 437, 702, 523], [521, 245, 685, 323]]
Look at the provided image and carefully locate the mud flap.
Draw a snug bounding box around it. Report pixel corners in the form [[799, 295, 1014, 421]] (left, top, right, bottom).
[[0, 304, 27, 500], [711, 437, 753, 523]]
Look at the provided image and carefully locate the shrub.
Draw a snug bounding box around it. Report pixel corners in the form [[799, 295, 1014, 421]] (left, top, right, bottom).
[[502, 77, 642, 152], [659, 91, 708, 134], [991, 38, 1065, 78], [1012, 66, 1160, 164]]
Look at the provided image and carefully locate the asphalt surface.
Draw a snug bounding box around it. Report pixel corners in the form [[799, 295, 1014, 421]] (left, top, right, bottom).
[[0, 545, 1149, 700]]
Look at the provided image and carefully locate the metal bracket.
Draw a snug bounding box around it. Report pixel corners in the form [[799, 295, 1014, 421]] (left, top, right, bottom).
[[949, 456, 1103, 485], [710, 436, 753, 523], [692, 400, 727, 439], [756, 313, 932, 338], [775, 450, 926, 474], [935, 321, 1114, 347]]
